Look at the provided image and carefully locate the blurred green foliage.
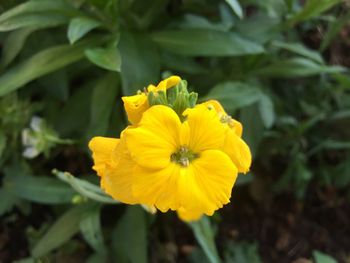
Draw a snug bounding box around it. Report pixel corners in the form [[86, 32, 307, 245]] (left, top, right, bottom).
[[1, 0, 350, 262]]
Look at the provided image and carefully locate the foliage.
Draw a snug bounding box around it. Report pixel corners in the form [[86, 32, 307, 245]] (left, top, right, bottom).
[[1, 0, 350, 262]]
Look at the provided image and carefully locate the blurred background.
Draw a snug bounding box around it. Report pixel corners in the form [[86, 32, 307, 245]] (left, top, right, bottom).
[[0, 0, 350, 262]]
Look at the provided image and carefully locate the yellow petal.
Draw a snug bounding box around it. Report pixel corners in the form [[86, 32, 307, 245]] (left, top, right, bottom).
[[132, 162, 182, 212], [183, 104, 226, 153], [179, 150, 237, 216], [202, 100, 226, 116], [122, 93, 149, 124], [124, 105, 181, 169], [88, 136, 119, 177], [101, 137, 138, 204], [177, 207, 203, 222], [155, 75, 181, 91], [230, 119, 243, 137], [202, 100, 243, 137], [223, 129, 252, 173]]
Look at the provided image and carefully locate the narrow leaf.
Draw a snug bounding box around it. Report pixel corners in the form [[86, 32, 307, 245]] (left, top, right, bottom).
[[225, 0, 244, 19], [0, 188, 19, 216], [119, 32, 160, 95], [258, 94, 275, 128], [152, 29, 264, 56], [202, 82, 262, 113], [0, 37, 103, 97], [85, 46, 121, 72], [68, 17, 101, 44], [3, 174, 75, 204], [0, 0, 76, 23], [271, 40, 324, 64], [32, 204, 92, 257], [112, 206, 148, 263], [54, 170, 119, 204], [189, 217, 221, 263], [313, 250, 337, 263], [88, 73, 119, 137], [80, 205, 106, 254], [0, 27, 36, 68], [287, 0, 341, 26], [254, 57, 345, 77], [0, 13, 68, 32]]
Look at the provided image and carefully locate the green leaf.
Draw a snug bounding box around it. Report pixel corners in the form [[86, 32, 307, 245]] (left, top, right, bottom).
[[241, 104, 265, 156], [0, 0, 76, 22], [0, 188, 20, 216], [225, 0, 244, 19], [32, 204, 93, 258], [258, 94, 275, 128], [254, 57, 345, 77], [13, 257, 35, 263], [0, 0, 80, 31], [271, 40, 324, 64], [287, 0, 342, 26], [112, 206, 148, 263], [3, 173, 75, 204], [119, 32, 160, 95], [88, 73, 119, 137], [189, 217, 221, 263], [0, 130, 6, 159], [201, 82, 262, 113], [54, 170, 120, 204], [161, 52, 206, 74], [0, 37, 103, 97], [320, 12, 350, 51], [224, 241, 262, 263], [67, 17, 101, 44], [79, 205, 106, 254], [151, 29, 264, 56], [313, 250, 338, 263], [0, 13, 69, 32], [85, 46, 121, 72], [54, 84, 93, 136], [0, 27, 36, 68]]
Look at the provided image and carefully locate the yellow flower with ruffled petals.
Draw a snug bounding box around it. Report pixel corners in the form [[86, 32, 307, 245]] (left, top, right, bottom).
[[89, 78, 252, 222], [122, 76, 181, 124], [123, 104, 238, 220]]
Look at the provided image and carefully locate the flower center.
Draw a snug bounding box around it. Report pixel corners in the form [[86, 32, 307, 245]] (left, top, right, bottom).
[[171, 146, 198, 167]]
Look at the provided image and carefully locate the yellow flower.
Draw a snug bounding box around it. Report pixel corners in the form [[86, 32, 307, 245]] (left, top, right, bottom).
[[89, 133, 138, 204], [89, 80, 252, 222], [202, 100, 252, 174], [122, 76, 181, 124], [123, 104, 238, 220]]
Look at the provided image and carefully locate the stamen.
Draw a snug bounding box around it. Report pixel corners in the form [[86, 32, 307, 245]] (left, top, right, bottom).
[[170, 145, 198, 167], [220, 114, 235, 128]]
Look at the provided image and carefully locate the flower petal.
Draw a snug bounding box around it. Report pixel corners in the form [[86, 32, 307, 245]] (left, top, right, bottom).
[[156, 75, 181, 91], [230, 119, 243, 137], [177, 207, 203, 222], [183, 105, 226, 153], [223, 129, 252, 173], [101, 138, 138, 204], [125, 105, 181, 169], [182, 150, 237, 216], [202, 100, 226, 115], [132, 162, 182, 211], [88, 136, 119, 176], [122, 93, 149, 124]]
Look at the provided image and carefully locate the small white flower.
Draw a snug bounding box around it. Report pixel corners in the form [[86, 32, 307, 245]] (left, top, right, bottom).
[[22, 146, 40, 159], [30, 116, 43, 132], [21, 128, 38, 146]]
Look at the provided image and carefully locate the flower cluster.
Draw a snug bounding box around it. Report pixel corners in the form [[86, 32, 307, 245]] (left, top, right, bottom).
[[89, 76, 251, 221]]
